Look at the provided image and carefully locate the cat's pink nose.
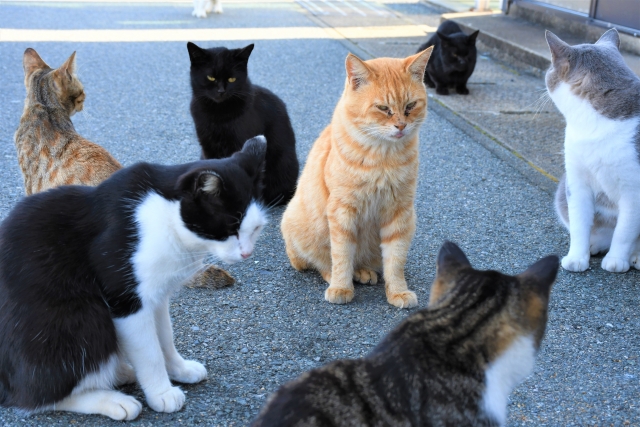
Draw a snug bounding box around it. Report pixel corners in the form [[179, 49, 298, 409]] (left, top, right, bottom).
[[241, 252, 251, 259], [395, 123, 406, 131]]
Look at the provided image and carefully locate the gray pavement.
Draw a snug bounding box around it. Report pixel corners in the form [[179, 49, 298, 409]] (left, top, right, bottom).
[[0, 1, 638, 426]]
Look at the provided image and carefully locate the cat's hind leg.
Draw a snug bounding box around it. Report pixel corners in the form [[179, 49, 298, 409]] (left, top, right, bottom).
[[54, 390, 142, 421], [212, 0, 223, 14], [630, 239, 640, 270], [353, 268, 378, 285], [455, 83, 470, 95], [54, 354, 141, 420], [590, 226, 613, 255]]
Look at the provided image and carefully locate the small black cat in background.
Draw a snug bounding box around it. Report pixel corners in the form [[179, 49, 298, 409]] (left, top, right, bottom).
[[187, 42, 299, 206], [417, 20, 479, 95]]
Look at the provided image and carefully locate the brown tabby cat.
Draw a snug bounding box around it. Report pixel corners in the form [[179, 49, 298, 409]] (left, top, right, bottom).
[[251, 242, 559, 427], [14, 48, 122, 195], [280, 48, 433, 308]]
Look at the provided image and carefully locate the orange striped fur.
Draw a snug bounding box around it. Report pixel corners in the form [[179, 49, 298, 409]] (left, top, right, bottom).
[[15, 49, 121, 195], [281, 48, 433, 308]]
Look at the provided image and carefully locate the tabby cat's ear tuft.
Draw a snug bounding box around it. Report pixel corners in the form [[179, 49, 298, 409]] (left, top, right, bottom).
[[406, 46, 433, 82], [58, 51, 77, 81], [345, 53, 371, 90], [429, 241, 471, 307], [595, 28, 620, 50], [235, 44, 254, 61], [187, 42, 208, 63], [23, 48, 49, 79], [437, 241, 471, 273], [517, 255, 559, 298]]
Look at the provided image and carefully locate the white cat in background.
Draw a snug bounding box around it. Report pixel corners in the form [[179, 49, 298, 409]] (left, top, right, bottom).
[[193, 0, 223, 17], [547, 29, 640, 273]]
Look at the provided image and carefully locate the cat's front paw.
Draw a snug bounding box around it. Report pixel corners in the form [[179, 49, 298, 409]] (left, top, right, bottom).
[[213, 3, 223, 13], [601, 255, 630, 273], [456, 86, 469, 95], [631, 253, 640, 270], [147, 387, 185, 413], [435, 87, 450, 95], [324, 287, 354, 304], [192, 8, 207, 18], [561, 255, 589, 272], [387, 291, 417, 309], [169, 360, 207, 384], [353, 269, 378, 285]]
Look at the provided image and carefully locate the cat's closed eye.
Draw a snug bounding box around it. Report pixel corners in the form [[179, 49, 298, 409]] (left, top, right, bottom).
[[228, 77, 236, 83], [404, 101, 416, 116], [207, 76, 216, 81]]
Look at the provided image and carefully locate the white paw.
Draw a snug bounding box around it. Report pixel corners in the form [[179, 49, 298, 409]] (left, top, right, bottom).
[[631, 253, 640, 270], [205, 0, 214, 12], [192, 8, 207, 17], [147, 386, 185, 413], [213, 4, 223, 13], [561, 255, 589, 272], [601, 255, 630, 273], [168, 360, 207, 384], [590, 243, 608, 255], [104, 394, 142, 421]]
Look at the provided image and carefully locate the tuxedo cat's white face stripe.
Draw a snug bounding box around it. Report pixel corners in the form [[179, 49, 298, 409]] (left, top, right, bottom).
[[132, 192, 268, 305], [211, 201, 267, 264], [481, 335, 536, 426]]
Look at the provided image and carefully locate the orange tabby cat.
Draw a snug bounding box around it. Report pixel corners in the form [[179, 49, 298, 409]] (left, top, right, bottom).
[[281, 48, 433, 308], [14, 48, 122, 195]]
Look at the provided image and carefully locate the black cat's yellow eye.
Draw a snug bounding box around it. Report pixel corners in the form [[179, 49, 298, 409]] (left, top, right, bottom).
[[377, 105, 389, 112], [207, 76, 216, 82], [228, 77, 236, 83]]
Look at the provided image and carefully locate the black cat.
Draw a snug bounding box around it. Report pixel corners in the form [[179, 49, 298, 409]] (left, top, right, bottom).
[[187, 42, 299, 206], [0, 137, 268, 420], [417, 20, 479, 95]]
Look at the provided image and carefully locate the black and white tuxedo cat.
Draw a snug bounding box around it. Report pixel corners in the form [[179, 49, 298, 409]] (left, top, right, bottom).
[[0, 137, 268, 420]]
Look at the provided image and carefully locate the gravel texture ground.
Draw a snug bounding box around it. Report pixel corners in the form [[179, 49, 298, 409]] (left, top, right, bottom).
[[0, 1, 638, 426]]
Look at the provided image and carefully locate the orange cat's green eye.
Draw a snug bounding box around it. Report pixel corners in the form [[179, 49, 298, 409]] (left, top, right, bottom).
[[207, 76, 216, 82], [406, 102, 416, 110], [377, 105, 389, 112], [228, 77, 236, 83]]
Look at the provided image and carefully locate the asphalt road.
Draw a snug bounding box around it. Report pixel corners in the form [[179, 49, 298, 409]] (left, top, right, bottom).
[[0, 1, 638, 426]]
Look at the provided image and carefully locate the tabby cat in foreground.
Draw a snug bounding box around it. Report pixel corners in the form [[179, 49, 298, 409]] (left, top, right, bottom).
[[548, 29, 640, 273], [281, 48, 433, 308], [15, 48, 121, 195], [251, 242, 559, 427], [0, 137, 268, 420]]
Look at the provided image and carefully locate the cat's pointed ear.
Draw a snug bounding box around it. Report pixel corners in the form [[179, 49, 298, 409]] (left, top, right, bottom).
[[517, 255, 559, 299], [232, 135, 267, 176], [345, 53, 371, 90], [468, 30, 480, 44], [178, 169, 223, 197], [235, 44, 255, 62], [57, 51, 77, 81], [406, 46, 433, 82], [596, 28, 620, 50], [545, 30, 571, 62], [429, 241, 471, 306], [23, 48, 49, 79], [437, 31, 452, 44], [187, 42, 208, 63]]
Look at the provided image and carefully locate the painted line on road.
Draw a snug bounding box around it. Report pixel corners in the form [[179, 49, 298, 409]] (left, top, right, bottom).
[[0, 24, 434, 42]]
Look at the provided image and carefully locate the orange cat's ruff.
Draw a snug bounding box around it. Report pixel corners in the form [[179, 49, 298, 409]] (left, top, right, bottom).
[[15, 49, 122, 195], [281, 48, 433, 308]]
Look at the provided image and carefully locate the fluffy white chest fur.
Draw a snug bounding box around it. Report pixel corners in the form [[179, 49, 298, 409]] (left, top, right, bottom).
[[552, 82, 640, 273], [481, 335, 536, 426]]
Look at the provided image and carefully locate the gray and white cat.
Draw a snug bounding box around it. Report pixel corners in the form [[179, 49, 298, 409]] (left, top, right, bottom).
[[547, 29, 640, 272]]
